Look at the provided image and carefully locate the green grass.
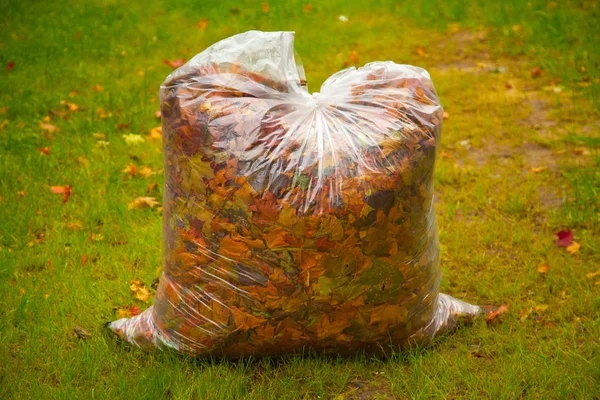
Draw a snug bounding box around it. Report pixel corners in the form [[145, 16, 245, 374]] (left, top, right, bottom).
[[1, 0, 599, 398]]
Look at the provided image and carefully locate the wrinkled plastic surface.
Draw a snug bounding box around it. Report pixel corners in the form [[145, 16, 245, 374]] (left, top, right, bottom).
[[110, 31, 480, 357]]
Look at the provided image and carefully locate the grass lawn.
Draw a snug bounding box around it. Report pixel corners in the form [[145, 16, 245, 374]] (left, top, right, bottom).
[[1, 0, 599, 398]]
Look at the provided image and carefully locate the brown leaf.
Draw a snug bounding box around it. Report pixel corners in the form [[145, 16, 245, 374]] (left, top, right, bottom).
[[486, 304, 508, 324], [147, 182, 159, 193], [92, 84, 104, 92], [530, 166, 547, 173], [81, 254, 88, 265], [128, 197, 160, 210], [531, 66, 543, 78], [415, 47, 428, 57], [73, 326, 90, 340]]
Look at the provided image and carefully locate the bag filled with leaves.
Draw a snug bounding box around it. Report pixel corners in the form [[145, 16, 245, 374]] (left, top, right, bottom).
[[110, 31, 481, 357]]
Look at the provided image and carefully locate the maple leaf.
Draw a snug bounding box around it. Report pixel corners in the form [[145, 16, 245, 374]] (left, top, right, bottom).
[[40, 123, 59, 133], [6, 61, 14, 72], [164, 59, 185, 69], [128, 197, 160, 210], [50, 185, 72, 204], [555, 230, 573, 247], [197, 18, 209, 30]]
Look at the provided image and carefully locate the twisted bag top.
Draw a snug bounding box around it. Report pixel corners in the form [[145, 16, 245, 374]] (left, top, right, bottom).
[[110, 31, 480, 357]]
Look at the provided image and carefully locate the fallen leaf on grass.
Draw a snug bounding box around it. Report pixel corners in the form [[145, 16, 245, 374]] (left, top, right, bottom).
[[442, 111, 450, 120], [6, 61, 15, 72], [81, 254, 88, 265], [486, 304, 508, 324], [470, 351, 492, 360], [537, 264, 550, 273], [40, 123, 59, 133], [531, 66, 543, 77], [566, 242, 580, 254], [130, 280, 151, 302], [92, 84, 104, 92], [38, 147, 50, 155], [303, 4, 313, 12], [574, 147, 590, 156], [147, 182, 159, 193], [349, 50, 359, 65], [60, 100, 79, 112], [68, 221, 83, 230], [531, 166, 547, 173], [261, 2, 270, 13], [149, 126, 162, 140], [586, 270, 600, 279], [68, 90, 78, 98], [138, 166, 155, 178], [50, 185, 72, 204], [164, 59, 185, 69], [415, 46, 428, 57], [121, 164, 137, 177], [117, 305, 141, 318], [73, 326, 90, 340], [555, 230, 573, 247], [154, 110, 161, 119], [89, 233, 104, 242], [197, 18, 209, 30], [128, 197, 160, 210]]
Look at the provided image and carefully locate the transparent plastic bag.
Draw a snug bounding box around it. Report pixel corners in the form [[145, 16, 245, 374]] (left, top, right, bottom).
[[110, 31, 480, 357]]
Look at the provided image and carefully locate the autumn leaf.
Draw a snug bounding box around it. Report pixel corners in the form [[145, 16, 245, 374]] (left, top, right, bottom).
[[154, 111, 162, 119], [81, 254, 88, 265], [303, 4, 313, 12], [122, 133, 145, 145], [486, 304, 508, 324], [261, 2, 270, 13], [415, 47, 428, 57], [38, 147, 50, 155], [6, 61, 15, 72], [68, 90, 78, 98], [117, 305, 141, 318], [130, 280, 152, 302], [565, 242, 580, 254], [121, 164, 137, 177], [531, 66, 543, 77], [40, 123, 59, 133], [586, 270, 600, 279], [537, 264, 549, 273], [50, 185, 72, 204], [164, 59, 185, 69], [531, 166, 547, 173], [149, 126, 162, 140], [197, 18, 209, 30], [349, 50, 359, 65], [147, 182, 159, 193], [138, 166, 155, 178], [92, 83, 104, 92], [128, 197, 160, 210], [555, 230, 573, 247]]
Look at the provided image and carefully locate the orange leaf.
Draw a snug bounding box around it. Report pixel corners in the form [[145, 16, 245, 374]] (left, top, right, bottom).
[[197, 18, 209, 30], [50, 185, 72, 203], [349, 50, 359, 65], [531, 66, 543, 78], [566, 241, 580, 254], [38, 147, 50, 155], [536, 264, 549, 273], [261, 2, 270, 13], [486, 304, 508, 324], [92, 84, 104, 92], [128, 197, 160, 210], [149, 126, 162, 140], [164, 59, 185, 69], [303, 4, 313, 12], [81, 254, 88, 265]]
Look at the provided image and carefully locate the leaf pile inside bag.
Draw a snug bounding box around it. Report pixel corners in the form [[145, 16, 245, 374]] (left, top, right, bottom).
[[110, 31, 480, 357]]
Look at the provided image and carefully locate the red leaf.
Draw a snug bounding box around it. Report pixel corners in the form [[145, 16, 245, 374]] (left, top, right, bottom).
[[81, 254, 88, 265], [531, 66, 543, 78], [6, 61, 14, 72], [555, 230, 573, 247], [163, 59, 185, 69], [315, 236, 336, 250], [38, 147, 50, 155], [129, 305, 141, 316]]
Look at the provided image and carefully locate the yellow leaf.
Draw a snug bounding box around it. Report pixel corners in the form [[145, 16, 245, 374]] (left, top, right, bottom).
[[534, 304, 548, 313], [138, 166, 155, 178], [128, 197, 160, 210], [92, 84, 104, 92], [566, 241, 580, 254], [530, 166, 547, 173], [585, 270, 600, 279], [149, 126, 162, 140]]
